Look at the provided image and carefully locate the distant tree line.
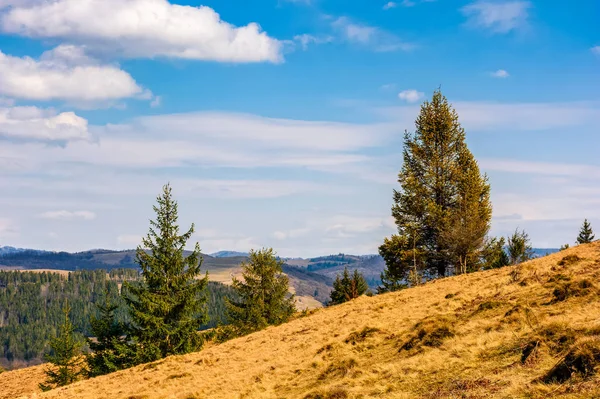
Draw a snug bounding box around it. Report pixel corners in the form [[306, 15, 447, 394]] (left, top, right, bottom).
[[0, 268, 235, 369]]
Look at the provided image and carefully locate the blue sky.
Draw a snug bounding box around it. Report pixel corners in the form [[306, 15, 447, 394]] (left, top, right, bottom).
[[0, 0, 598, 257]]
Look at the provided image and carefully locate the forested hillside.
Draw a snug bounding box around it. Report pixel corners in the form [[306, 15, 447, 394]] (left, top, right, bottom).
[[0, 270, 235, 369]]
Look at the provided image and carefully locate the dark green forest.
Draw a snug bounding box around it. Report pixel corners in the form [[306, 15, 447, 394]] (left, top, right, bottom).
[[0, 269, 235, 369]]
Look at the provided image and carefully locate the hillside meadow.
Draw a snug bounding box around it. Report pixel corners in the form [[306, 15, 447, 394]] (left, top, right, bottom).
[[2, 243, 600, 399]]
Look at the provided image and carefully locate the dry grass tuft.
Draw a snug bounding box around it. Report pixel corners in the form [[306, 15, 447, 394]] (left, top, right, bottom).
[[541, 338, 600, 383], [399, 315, 455, 352]]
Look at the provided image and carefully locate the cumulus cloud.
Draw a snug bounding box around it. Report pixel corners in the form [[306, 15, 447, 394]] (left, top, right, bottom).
[[490, 69, 509, 78], [398, 89, 424, 103], [0, 47, 149, 102], [0, 0, 282, 63], [0, 106, 89, 142], [461, 0, 531, 33], [39, 210, 96, 220]]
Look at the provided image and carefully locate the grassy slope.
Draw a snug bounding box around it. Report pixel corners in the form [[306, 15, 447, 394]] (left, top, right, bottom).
[[3, 243, 600, 399]]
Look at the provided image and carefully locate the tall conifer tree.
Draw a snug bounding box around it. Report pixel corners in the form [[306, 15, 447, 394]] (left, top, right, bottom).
[[226, 248, 295, 336], [577, 219, 595, 244], [380, 89, 492, 287], [122, 183, 209, 363]]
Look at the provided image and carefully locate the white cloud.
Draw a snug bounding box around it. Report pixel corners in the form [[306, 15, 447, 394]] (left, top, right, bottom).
[[0, 0, 282, 63], [150, 96, 162, 108], [490, 69, 509, 78], [39, 210, 96, 220], [592, 46, 600, 55], [376, 101, 600, 132], [293, 34, 334, 50], [480, 158, 600, 179], [331, 17, 413, 52], [383, 2, 398, 9], [461, 1, 531, 33], [398, 89, 424, 103], [0, 47, 148, 102], [0, 106, 89, 142]]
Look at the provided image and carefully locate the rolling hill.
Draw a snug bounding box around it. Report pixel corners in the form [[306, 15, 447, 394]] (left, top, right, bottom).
[[2, 243, 598, 399]]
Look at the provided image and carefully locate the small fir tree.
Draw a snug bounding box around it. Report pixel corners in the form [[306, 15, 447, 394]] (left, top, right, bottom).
[[122, 183, 209, 364], [226, 248, 296, 336], [481, 237, 510, 270], [85, 290, 135, 377], [39, 304, 85, 391], [330, 267, 369, 305], [577, 219, 595, 244], [507, 229, 534, 265]]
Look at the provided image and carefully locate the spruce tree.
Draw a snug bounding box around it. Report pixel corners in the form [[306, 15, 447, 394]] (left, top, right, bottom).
[[380, 89, 491, 286], [577, 219, 595, 244], [39, 304, 84, 391], [226, 248, 296, 336], [330, 267, 369, 305], [122, 183, 209, 364], [507, 229, 534, 265], [481, 237, 510, 270], [85, 291, 134, 377]]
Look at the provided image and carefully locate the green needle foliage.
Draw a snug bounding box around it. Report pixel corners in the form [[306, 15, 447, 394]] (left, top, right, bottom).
[[577, 219, 595, 244], [329, 267, 369, 305], [85, 289, 135, 377], [122, 183, 209, 364], [380, 89, 492, 290], [507, 228, 534, 265], [39, 303, 85, 391], [226, 248, 296, 336]]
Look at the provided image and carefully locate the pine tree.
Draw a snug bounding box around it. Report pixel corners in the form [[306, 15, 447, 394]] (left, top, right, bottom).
[[330, 267, 369, 305], [226, 248, 296, 336], [122, 183, 209, 364], [85, 290, 134, 377], [380, 89, 492, 285], [39, 304, 84, 391], [507, 229, 534, 265], [577, 219, 595, 244]]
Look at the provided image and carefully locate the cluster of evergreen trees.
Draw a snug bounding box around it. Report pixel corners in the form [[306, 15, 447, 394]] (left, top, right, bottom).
[[38, 184, 298, 390]]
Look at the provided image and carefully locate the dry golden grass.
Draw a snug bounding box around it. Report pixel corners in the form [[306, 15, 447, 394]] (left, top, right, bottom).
[[4, 243, 600, 399]]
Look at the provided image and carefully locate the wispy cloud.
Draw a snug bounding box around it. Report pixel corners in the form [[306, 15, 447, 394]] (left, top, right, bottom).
[[461, 0, 531, 34], [383, 1, 397, 9], [592, 46, 600, 55], [331, 16, 414, 52], [293, 34, 335, 50], [39, 210, 96, 220], [490, 69, 509, 78]]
